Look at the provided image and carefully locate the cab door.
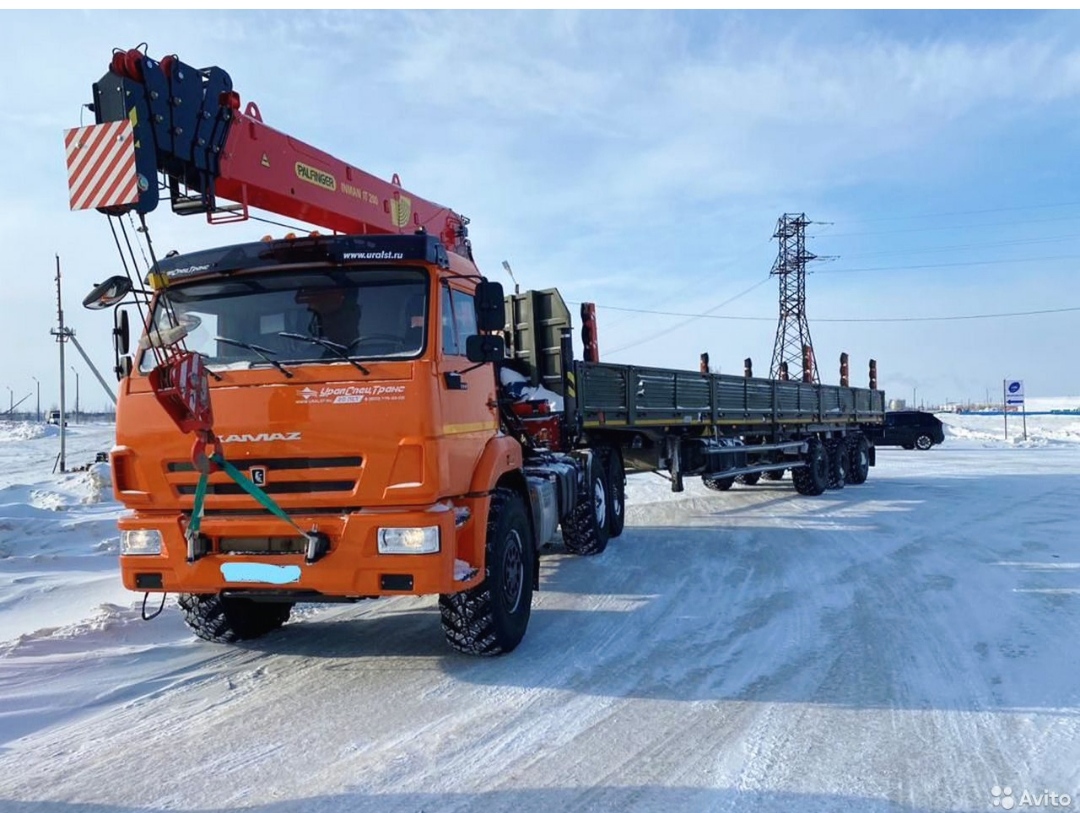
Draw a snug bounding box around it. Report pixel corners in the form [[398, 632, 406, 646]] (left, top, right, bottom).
[[436, 283, 499, 494]]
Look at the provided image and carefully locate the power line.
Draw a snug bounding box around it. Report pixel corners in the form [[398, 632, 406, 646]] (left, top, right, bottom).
[[820, 213, 1080, 238], [602, 237, 773, 332], [571, 302, 1080, 324], [842, 199, 1080, 224], [815, 254, 1080, 274], [834, 234, 1080, 260], [601, 276, 772, 356]]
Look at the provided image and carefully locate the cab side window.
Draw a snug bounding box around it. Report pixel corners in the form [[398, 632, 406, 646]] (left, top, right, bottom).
[[441, 286, 459, 355], [441, 287, 477, 357]]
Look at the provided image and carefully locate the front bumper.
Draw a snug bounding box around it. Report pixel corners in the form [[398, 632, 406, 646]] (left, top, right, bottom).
[[118, 501, 484, 598]]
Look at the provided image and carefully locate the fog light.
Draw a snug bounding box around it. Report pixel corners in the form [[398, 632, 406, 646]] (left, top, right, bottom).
[[377, 527, 439, 554], [121, 529, 163, 555]]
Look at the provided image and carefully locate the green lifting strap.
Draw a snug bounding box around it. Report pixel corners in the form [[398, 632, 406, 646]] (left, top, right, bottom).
[[187, 453, 308, 539]]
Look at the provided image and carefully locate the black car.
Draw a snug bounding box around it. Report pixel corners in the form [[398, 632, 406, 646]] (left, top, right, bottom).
[[867, 410, 945, 451]]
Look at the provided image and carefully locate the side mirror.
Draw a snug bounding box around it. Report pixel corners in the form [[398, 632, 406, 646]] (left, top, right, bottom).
[[83, 276, 132, 310], [465, 334, 505, 364], [474, 280, 505, 333], [113, 309, 130, 356]]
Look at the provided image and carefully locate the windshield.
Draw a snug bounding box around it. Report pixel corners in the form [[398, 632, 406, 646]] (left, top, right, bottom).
[[139, 267, 428, 373]]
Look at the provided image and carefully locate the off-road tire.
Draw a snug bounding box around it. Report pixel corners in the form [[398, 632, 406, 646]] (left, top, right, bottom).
[[703, 475, 735, 491], [826, 440, 848, 490], [602, 447, 626, 539], [792, 439, 829, 496], [847, 435, 871, 484], [178, 593, 293, 644], [915, 433, 934, 451], [440, 488, 535, 655], [736, 472, 762, 486], [763, 469, 785, 481], [561, 453, 611, 556]]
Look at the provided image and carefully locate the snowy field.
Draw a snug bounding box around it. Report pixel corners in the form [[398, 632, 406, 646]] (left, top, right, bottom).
[[1, 415, 1079, 812]]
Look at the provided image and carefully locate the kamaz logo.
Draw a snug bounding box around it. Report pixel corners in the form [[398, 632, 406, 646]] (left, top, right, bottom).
[[222, 432, 302, 443]]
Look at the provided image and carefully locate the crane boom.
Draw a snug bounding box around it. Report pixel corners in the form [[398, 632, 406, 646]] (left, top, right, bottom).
[[67, 46, 471, 256]]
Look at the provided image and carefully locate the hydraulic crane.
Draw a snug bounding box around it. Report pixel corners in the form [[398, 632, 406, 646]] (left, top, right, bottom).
[[66, 45, 472, 256]]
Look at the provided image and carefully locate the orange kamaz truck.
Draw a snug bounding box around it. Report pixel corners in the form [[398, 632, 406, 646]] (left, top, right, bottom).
[[69, 47, 884, 654]]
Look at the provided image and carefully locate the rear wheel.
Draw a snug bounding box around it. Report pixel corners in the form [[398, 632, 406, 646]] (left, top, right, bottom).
[[763, 469, 785, 481], [178, 593, 293, 644], [736, 472, 762, 486], [561, 453, 611, 556], [603, 448, 626, 539], [847, 435, 871, 484], [703, 475, 735, 491], [826, 440, 848, 490], [440, 488, 534, 655], [792, 439, 829, 496]]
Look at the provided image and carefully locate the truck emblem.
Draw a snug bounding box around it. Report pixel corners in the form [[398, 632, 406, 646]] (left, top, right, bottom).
[[222, 432, 302, 443], [250, 466, 267, 486], [300, 387, 317, 400]]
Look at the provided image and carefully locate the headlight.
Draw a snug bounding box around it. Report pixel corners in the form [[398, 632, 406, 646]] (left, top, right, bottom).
[[121, 529, 163, 555], [377, 527, 440, 554]]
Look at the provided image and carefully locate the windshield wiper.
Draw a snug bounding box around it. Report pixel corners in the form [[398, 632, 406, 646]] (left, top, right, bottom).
[[214, 337, 294, 378], [278, 332, 370, 375]]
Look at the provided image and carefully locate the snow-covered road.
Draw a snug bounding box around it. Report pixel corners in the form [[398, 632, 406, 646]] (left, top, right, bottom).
[[1, 419, 1078, 812]]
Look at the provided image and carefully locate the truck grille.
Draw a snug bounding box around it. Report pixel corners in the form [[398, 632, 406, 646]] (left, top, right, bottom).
[[177, 481, 354, 495], [167, 456, 361, 472], [165, 455, 362, 501]]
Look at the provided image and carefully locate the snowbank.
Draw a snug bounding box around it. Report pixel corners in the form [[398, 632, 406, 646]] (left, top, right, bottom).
[[0, 421, 55, 442]]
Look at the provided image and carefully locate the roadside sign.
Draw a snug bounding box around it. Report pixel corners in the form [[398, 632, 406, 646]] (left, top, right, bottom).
[[1005, 379, 1024, 406]]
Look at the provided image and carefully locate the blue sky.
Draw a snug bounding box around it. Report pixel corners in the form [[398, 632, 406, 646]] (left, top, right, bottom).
[[2, 10, 1079, 411]]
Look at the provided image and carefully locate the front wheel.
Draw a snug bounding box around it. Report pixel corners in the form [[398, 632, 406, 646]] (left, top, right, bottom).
[[440, 488, 535, 655], [914, 434, 934, 451], [178, 593, 293, 644]]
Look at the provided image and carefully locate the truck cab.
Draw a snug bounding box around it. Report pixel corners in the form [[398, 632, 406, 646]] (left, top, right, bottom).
[[111, 232, 536, 653]]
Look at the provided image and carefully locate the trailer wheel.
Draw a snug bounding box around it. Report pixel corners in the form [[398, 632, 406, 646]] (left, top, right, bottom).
[[792, 440, 829, 496], [847, 435, 871, 484], [826, 440, 847, 490], [604, 448, 626, 539], [440, 488, 534, 655], [763, 469, 785, 481], [561, 453, 611, 556], [178, 593, 293, 644], [703, 475, 735, 491], [736, 472, 762, 486]]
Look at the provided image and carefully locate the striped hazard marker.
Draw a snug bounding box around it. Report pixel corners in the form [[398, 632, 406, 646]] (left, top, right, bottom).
[[64, 120, 140, 211]]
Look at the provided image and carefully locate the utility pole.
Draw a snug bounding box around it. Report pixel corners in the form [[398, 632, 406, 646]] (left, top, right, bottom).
[[31, 376, 40, 422], [49, 255, 68, 472], [769, 213, 829, 384]]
